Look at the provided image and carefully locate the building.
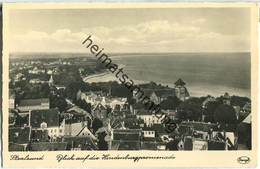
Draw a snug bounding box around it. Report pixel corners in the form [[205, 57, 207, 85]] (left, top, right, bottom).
[[174, 78, 189, 101], [64, 121, 96, 140], [92, 103, 108, 120], [63, 136, 97, 150], [29, 79, 48, 84], [202, 95, 216, 109], [133, 88, 175, 104], [223, 92, 231, 105], [30, 109, 65, 140], [142, 127, 156, 138], [136, 110, 165, 127], [132, 78, 189, 102], [29, 67, 45, 74], [179, 121, 218, 140], [17, 98, 50, 112], [78, 90, 127, 110], [109, 129, 142, 150]]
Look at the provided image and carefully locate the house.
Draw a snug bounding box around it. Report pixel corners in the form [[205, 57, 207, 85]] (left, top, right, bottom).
[[133, 88, 175, 104], [17, 98, 50, 112], [132, 79, 189, 103], [131, 102, 145, 115], [29, 67, 45, 74], [238, 113, 251, 150], [179, 121, 218, 140], [162, 109, 178, 120], [77, 90, 103, 105], [136, 109, 165, 127], [92, 103, 108, 120], [29, 79, 47, 84], [141, 137, 166, 150], [63, 136, 98, 150], [202, 95, 216, 109], [212, 131, 236, 150], [192, 138, 208, 150], [64, 121, 96, 140], [109, 129, 142, 150], [66, 106, 92, 121], [29, 142, 67, 151], [150, 124, 169, 140], [30, 109, 65, 140], [9, 127, 31, 151]]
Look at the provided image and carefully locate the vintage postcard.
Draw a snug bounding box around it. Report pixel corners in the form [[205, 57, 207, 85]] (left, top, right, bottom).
[[2, 2, 258, 168]]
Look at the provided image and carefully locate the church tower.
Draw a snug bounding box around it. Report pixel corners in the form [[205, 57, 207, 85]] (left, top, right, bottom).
[[174, 78, 189, 101], [48, 75, 54, 86]]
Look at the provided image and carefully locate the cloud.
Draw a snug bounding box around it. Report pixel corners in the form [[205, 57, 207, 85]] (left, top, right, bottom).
[[10, 19, 249, 53]]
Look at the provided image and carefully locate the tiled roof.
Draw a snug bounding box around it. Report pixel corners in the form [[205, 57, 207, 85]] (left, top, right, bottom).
[[242, 114, 251, 124], [30, 109, 60, 128], [142, 89, 175, 98], [63, 136, 98, 150], [150, 124, 168, 134], [18, 98, 49, 107], [111, 140, 141, 150], [180, 121, 218, 132], [113, 129, 142, 141]]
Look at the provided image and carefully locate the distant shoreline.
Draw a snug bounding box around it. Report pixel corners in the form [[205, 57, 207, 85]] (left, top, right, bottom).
[[83, 71, 251, 99], [9, 51, 251, 59]]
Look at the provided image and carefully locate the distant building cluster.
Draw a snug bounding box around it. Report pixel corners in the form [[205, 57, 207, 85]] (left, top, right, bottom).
[[8, 58, 251, 151]]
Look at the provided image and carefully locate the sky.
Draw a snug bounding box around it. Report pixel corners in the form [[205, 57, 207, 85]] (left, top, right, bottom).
[[9, 8, 251, 53]]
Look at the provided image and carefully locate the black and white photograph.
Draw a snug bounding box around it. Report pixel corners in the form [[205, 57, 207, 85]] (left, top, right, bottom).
[[2, 2, 258, 168]]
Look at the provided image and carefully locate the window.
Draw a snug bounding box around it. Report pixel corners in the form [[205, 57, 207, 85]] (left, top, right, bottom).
[[54, 129, 56, 133], [50, 129, 53, 133], [59, 129, 63, 133]]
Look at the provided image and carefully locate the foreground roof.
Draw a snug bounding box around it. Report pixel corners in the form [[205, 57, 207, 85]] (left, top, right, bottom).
[[18, 98, 49, 107]]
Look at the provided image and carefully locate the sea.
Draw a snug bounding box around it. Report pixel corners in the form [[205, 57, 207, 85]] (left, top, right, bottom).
[[13, 52, 250, 98], [101, 52, 250, 98]]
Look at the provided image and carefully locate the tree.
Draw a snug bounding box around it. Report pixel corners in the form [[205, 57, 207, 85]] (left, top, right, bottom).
[[97, 131, 108, 150], [160, 96, 182, 110], [177, 98, 202, 121], [204, 101, 222, 123], [50, 95, 68, 112], [92, 118, 103, 134], [230, 96, 250, 107], [214, 104, 237, 124]]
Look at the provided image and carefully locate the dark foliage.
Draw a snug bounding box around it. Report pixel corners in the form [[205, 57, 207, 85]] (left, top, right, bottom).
[[214, 104, 237, 124], [92, 118, 103, 134], [97, 131, 108, 150]]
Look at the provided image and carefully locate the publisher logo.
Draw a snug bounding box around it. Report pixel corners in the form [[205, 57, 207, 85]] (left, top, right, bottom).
[[237, 156, 250, 164]]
